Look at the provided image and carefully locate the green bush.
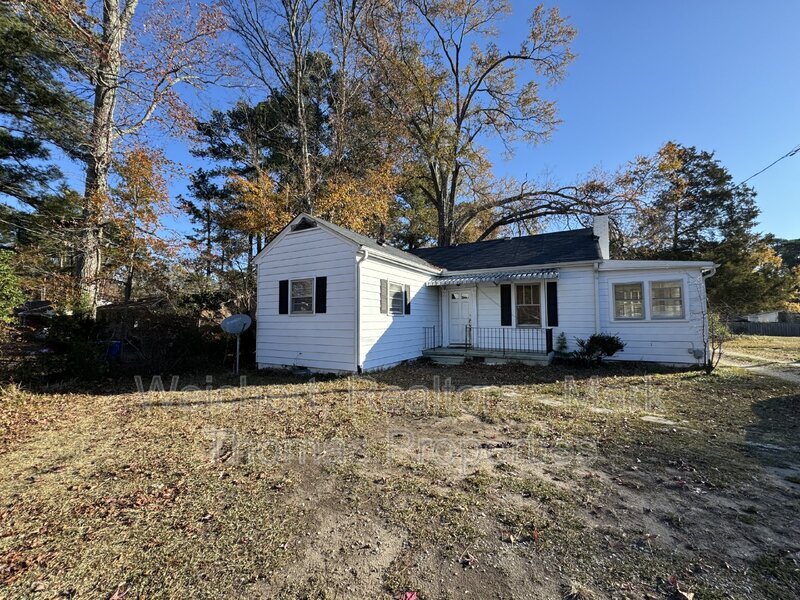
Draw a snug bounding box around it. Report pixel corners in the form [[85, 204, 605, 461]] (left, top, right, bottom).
[[0, 252, 23, 324], [572, 334, 626, 366], [555, 332, 568, 353]]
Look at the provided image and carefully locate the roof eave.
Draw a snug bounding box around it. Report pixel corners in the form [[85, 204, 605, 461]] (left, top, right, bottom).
[[438, 258, 601, 276], [360, 246, 442, 274], [598, 259, 718, 270]]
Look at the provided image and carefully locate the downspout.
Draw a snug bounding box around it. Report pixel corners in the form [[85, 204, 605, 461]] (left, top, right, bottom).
[[593, 261, 601, 333], [354, 248, 369, 373], [699, 265, 718, 364]]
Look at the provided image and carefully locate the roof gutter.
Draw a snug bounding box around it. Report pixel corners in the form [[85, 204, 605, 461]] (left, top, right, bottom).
[[702, 265, 718, 280]]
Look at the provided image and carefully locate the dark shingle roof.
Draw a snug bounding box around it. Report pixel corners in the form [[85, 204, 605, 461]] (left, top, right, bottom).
[[291, 214, 601, 271], [407, 228, 602, 271]]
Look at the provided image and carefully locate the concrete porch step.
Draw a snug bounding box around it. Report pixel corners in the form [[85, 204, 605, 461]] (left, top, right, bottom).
[[422, 347, 552, 367], [427, 354, 466, 365]]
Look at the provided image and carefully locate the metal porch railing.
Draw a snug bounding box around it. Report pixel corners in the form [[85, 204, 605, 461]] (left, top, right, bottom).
[[423, 326, 440, 350], [423, 326, 554, 354], [466, 325, 553, 355]]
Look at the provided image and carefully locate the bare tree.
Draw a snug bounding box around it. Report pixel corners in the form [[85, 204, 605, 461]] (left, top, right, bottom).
[[28, 0, 226, 313], [225, 0, 321, 212], [702, 303, 733, 375], [360, 0, 633, 245]]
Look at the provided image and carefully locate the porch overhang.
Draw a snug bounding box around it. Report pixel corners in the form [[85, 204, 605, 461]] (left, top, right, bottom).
[[425, 269, 559, 287]]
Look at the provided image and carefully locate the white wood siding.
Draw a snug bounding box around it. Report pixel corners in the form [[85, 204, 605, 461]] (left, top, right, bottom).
[[475, 284, 501, 328], [598, 268, 707, 365], [463, 266, 595, 352], [466, 264, 706, 363], [549, 266, 596, 350], [256, 226, 357, 372], [254, 220, 709, 370], [359, 257, 439, 371]]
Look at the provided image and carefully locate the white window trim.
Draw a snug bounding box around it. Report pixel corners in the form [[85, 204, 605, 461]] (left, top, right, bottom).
[[514, 282, 544, 328], [290, 277, 315, 315], [650, 279, 686, 320], [388, 280, 405, 317], [608, 275, 690, 323], [612, 281, 646, 321]]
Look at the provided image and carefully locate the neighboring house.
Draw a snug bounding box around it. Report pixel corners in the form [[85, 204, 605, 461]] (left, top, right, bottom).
[[740, 310, 780, 323], [739, 310, 800, 324], [254, 213, 716, 373]]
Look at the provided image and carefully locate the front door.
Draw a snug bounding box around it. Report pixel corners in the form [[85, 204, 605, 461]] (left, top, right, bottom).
[[448, 290, 473, 345]]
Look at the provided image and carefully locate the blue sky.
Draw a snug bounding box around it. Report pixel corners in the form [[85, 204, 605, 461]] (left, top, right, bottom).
[[490, 0, 799, 238], [53, 0, 800, 240]]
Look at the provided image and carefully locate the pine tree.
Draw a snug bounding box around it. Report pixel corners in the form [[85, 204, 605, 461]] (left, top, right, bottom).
[[0, 2, 86, 204]]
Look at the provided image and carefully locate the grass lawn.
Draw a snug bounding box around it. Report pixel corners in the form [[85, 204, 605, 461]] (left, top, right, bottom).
[[727, 335, 800, 364], [1, 362, 799, 599]]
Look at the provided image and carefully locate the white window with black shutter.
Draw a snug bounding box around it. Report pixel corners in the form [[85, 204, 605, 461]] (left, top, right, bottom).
[[380, 279, 411, 316], [515, 283, 542, 327], [291, 278, 314, 314], [499, 281, 557, 328], [278, 276, 327, 315]]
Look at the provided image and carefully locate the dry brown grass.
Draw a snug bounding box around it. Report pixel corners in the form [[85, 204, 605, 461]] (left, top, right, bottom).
[[0, 363, 798, 598], [727, 334, 800, 364]]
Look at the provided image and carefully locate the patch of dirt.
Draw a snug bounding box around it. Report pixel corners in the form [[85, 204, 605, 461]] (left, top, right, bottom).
[[257, 465, 403, 598]]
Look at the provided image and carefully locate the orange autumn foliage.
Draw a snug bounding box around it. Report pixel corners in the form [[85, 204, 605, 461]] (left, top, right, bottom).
[[315, 163, 397, 236]]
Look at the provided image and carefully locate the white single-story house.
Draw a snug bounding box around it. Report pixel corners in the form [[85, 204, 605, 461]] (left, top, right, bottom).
[[254, 213, 717, 373]]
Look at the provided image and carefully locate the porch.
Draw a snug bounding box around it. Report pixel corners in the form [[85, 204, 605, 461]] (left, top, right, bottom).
[[422, 325, 554, 366]]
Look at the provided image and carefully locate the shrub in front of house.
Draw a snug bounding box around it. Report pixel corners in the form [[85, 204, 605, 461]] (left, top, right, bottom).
[[572, 334, 626, 366], [553, 332, 569, 358]]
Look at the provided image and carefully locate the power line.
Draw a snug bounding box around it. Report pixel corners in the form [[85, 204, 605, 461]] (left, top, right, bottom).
[[740, 143, 800, 184]]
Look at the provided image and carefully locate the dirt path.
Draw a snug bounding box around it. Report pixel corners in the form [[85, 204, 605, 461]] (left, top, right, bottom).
[[721, 353, 800, 386], [725, 350, 800, 367]]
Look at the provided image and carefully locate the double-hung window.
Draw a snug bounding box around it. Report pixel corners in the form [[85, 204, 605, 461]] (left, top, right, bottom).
[[291, 278, 314, 314], [388, 282, 404, 315], [650, 280, 684, 319], [614, 283, 644, 319], [515, 283, 541, 326]]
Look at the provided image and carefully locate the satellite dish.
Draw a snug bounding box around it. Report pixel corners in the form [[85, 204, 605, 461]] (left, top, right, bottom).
[[221, 314, 252, 335], [220, 314, 252, 374]]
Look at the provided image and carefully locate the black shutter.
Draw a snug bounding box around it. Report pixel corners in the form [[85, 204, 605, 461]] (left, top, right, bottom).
[[380, 279, 388, 314], [404, 284, 411, 314], [315, 276, 327, 314], [546, 281, 558, 327], [500, 284, 512, 326], [278, 280, 289, 314]]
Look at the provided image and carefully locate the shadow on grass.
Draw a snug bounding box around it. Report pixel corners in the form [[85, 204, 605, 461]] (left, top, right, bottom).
[[4, 368, 339, 397], [369, 358, 693, 389], [744, 394, 800, 464]]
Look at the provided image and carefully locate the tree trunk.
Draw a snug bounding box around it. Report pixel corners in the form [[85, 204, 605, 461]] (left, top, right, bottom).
[[74, 0, 128, 316], [672, 204, 680, 255], [123, 264, 134, 304], [205, 198, 213, 277], [435, 165, 457, 247], [294, 49, 313, 212]]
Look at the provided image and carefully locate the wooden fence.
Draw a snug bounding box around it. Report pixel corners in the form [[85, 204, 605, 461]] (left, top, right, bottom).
[[727, 321, 800, 337]]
